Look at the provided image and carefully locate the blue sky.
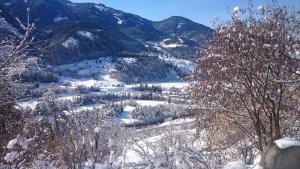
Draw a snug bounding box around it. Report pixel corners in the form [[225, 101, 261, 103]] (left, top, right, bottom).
[[71, 0, 299, 27]]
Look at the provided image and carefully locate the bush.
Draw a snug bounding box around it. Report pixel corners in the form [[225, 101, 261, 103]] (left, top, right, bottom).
[[19, 68, 60, 83], [169, 87, 180, 94], [132, 105, 184, 124], [75, 85, 89, 94], [52, 86, 67, 95], [62, 82, 72, 88], [30, 88, 48, 98], [89, 86, 101, 92], [133, 84, 163, 93]]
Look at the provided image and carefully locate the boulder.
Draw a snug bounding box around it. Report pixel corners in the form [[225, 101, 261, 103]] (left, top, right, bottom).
[[260, 138, 300, 169]]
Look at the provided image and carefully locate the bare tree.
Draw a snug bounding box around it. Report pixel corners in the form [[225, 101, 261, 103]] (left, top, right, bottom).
[[189, 0, 300, 158], [0, 1, 34, 165], [127, 125, 210, 169]]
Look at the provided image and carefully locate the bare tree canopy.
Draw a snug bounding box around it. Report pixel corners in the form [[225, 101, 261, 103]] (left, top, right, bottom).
[[190, 1, 300, 155]]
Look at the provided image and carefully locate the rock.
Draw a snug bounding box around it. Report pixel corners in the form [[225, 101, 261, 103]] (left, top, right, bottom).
[[260, 138, 300, 169]]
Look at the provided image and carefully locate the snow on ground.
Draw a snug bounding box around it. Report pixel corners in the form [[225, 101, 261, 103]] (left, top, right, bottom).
[[18, 100, 38, 109], [77, 31, 94, 40], [125, 81, 189, 92], [136, 100, 166, 107], [62, 37, 78, 48], [159, 56, 196, 74], [75, 104, 104, 112], [55, 57, 123, 88], [62, 77, 100, 88], [122, 58, 137, 64], [144, 82, 189, 90], [113, 14, 124, 24], [57, 58, 112, 76], [275, 137, 300, 149], [224, 157, 264, 169], [100, 86, 133, 93], [118, 105, 140, 124], [119, 111, 141, 124], [101, 75, 121, 86], [95, 4, 107, 12], [56, 58, 111, 75], [160, 38, 186, 48], [54, 16, 68, 22], [119, 106, 139, 124], [160, 43, 185, 48], [158, 117, 195, 127], [55, 80, 187, 94], [159, 39, 185, 48], [251, 165, 263, 169], [177, 23, 184, 29], [57, 94, 79, 101], [124, 105, 136, 112], [124, 149, 144, 163], [223, 161, 247, 169]]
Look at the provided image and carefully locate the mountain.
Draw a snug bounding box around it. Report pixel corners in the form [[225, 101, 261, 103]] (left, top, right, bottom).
[[0, 0, 213, 65], [153, 16, 212, 45]]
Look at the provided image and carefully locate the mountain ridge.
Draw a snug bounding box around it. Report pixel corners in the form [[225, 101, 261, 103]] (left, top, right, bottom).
[[0, 0, 213, 65]]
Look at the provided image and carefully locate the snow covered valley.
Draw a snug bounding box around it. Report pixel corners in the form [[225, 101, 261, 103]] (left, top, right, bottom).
[[18, 57, 192, 125], [16, 56, 199, 168]]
